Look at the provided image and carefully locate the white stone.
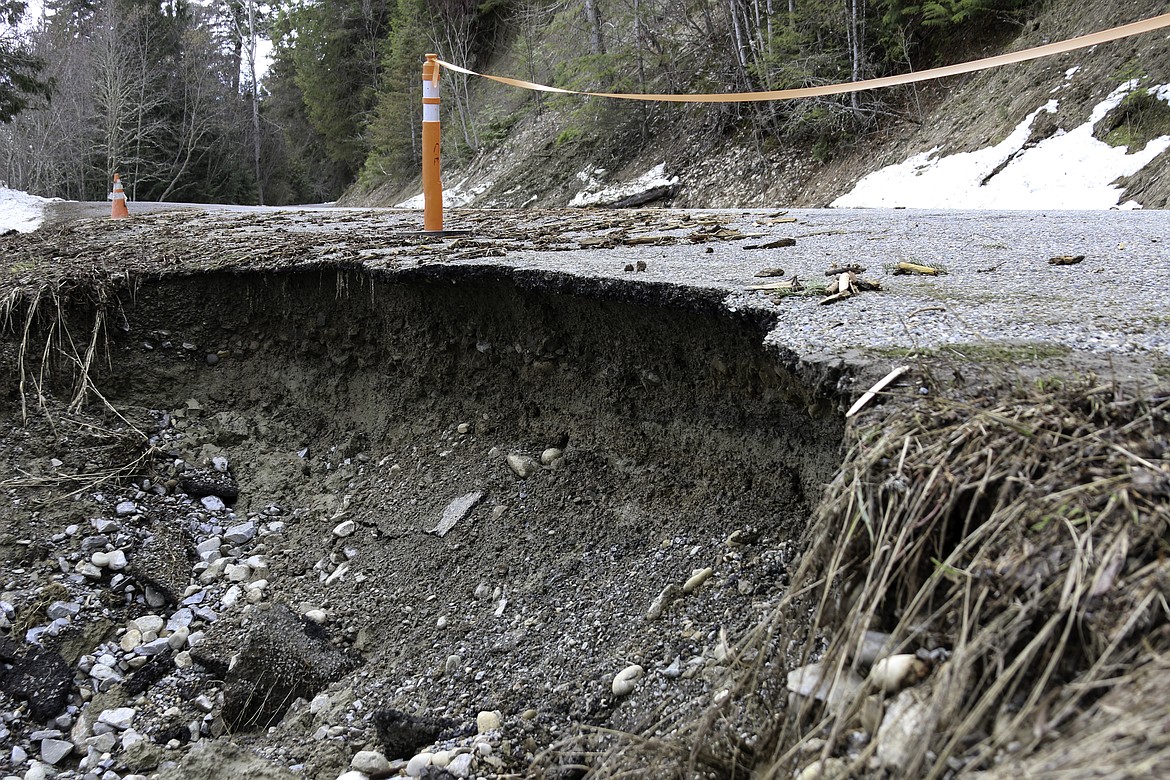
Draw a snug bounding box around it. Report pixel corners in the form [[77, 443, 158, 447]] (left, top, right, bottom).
[[335, 773, 368, 780], [173, 651, 193, 669], [91, 551, 111, 568], [24, 762, 50, 780], [304, 609, 328, 624], [144, 586, 166, 608], [106, 549, 127, 570], [506, 453, 539, 478], [223, 521, 255, 544], [332, 519, 356, 538], [115, 501, 137, 516], [475, 710, 501, 733], [97, 707, 136, 730], [431, 750, 452, 768], [682, 567, 714, 593], [39, 739, 73, 765], [120, 629, 142, 652], [195, 537, 222, 557], [351, 750, 390, 774], [75, 561, 102, 579], [132, 615, 165, 635], [86, 733, 117, 753], [405, 752, 432, 777], [167, 627, 190, 649], [211, 456, 229, 473], [89, 664, 118, 682], [540, 447, 564, 465], [447, 752, 474, 778], [201, 496, 226, 511], [243, 579, 268, 592], [612, 664, 644, 696], [120, 728, 145, 751], [224, 563, 251, 582], [220, 585, 242, 608], [325, 562, 349, 586]]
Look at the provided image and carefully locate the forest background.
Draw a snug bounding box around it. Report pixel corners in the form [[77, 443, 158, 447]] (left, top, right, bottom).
[[0, 0, 1150, 207]]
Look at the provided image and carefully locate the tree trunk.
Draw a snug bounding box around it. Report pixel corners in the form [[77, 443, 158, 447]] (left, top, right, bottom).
[[584, 0, 605, 55]]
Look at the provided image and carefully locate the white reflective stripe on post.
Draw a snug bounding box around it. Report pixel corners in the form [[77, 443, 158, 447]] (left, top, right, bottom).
[[423, 81, 439, 100], [423, 105, 439, 122]]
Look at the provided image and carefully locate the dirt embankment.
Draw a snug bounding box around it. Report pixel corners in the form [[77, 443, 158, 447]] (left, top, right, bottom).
[[0, 267, 846, 779]]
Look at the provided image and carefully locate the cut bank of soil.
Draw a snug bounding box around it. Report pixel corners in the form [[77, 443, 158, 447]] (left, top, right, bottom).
[[0, 267, 845, 778]]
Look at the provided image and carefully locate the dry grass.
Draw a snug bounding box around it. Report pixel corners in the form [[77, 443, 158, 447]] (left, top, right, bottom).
[[565, 374, 1170, 779]]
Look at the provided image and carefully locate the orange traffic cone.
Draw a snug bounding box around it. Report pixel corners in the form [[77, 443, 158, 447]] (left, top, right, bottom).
[[110, 174, 129, 219]]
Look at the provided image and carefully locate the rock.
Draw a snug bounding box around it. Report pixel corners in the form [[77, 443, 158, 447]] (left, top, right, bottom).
[[505, 454, 539, 478], [135, 638, 171, 656], [429, 491, 485, 537], [74, 561, 102, 579], [211, 456, 229, 472], [120, 629, 143, 652], [336, 773, 369, 780], [0, 638, 72, 720], [115, 501, 137, 516], [38, 738, 73, 765], [87, 732, 117, 752], [612, 664, 644, 696], [682, 567, 714, 593], [223, 521, 256, 545], [476, 710, 501, 733], [24, 763, 49, 780], [432, 750, 452, 768], [447, 752, 474, 778], [179, 469, 239, 500], [539, 447, 563, 465], [645, 584, 679, 620], [351, 750, 390, 774], [332, 520, 356, 538], [876, 687, 935, 770], [91, 551, 111, 568], [167, 627, 190, 650], [795, 757, 849, 780], [106, 549, 127, 570], [98, 707, 137, 730], [132, 615, 165, 635], [225, 563, 252, 582], [303, 609, 328, 624], [45, 602, 80, 620], [869, 654, 930, 694], [202, 604, 362, 730], [405, 753, 432, 777], [201, 496, 227, 511], [787, 663, 865, 718], [372, 709, 457, 759]]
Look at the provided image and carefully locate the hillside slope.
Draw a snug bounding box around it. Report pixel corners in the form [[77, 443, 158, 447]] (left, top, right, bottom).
[[352, 0, 1170, 211]]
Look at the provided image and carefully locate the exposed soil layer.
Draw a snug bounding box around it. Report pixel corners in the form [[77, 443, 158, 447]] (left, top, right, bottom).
[[0, 267, 846, 778]]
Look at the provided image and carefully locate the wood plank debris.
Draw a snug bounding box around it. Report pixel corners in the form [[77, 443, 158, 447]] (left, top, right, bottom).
[[893, 261, 941, 275], [1048, 255, 1085, 265], [745, 238, 797, 250]]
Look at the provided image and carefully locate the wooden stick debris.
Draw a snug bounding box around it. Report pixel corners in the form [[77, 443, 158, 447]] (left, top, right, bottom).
[[846, 365, 910, 418]]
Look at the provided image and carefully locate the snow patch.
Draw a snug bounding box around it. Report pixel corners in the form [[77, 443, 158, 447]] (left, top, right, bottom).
[[832, 81, 1170, 210], [395, 176, 494, 209], [0, 187, 55, 234], [570, 163, 678, 207]]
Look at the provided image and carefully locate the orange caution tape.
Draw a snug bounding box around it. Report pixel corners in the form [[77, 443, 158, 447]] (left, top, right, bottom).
[[438, 13, 1170, 102]]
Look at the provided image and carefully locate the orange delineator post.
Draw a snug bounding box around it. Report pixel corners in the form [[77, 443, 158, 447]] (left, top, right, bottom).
[[110, 173, 129, 219], [422, 53, 442, 232]]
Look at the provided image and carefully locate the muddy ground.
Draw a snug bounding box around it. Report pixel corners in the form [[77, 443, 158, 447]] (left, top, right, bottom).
[[0, 208, 1167, 780]]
